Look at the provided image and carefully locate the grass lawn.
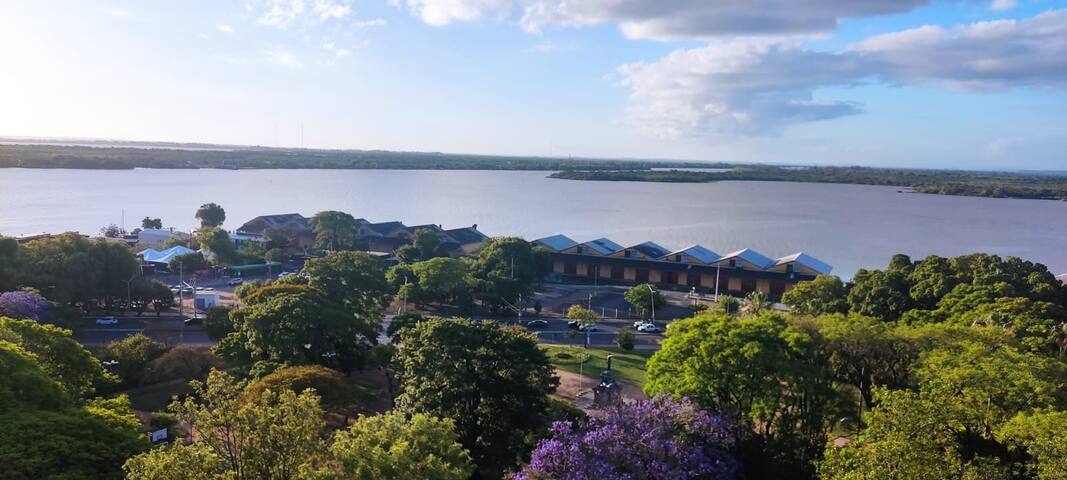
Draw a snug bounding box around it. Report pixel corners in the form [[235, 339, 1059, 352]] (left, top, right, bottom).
[[540, 345, 654, 387], [122, 378, 192, 412]]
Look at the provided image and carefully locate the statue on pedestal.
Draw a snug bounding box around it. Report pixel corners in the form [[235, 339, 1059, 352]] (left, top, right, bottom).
[[592, 354, 622, 408]]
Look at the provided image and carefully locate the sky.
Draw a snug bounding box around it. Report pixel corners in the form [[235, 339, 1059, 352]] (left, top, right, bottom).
[[1, 0, 1066, 169]]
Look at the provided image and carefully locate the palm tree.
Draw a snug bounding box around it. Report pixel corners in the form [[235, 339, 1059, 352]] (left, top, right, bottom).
[[744, 290, 771, 315]]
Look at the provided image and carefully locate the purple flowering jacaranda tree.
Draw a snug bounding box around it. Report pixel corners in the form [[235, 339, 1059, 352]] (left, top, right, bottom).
[[514, 395, 737, 480], [0, 290, 52, 323]]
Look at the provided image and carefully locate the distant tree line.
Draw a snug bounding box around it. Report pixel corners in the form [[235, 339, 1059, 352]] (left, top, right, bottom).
[[551, 165, 1067, 201]]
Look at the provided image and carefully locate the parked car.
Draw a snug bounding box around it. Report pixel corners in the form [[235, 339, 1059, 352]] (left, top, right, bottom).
[[227, 277, 244, 286], [567, 320, 580, 329], [633, 319, 651, 328], [637, 323, 661, 333], [95, 316, 119, 325], [577, 323, 598, 332], [526, 319, 549, 328], [183, 317, 203, 325]]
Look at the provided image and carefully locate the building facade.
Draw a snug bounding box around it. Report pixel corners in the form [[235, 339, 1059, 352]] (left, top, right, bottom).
[[534, 234, 831, 299]]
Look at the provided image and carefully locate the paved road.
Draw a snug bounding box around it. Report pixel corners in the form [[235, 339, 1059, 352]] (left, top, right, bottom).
[[74, 315, 212, 346]]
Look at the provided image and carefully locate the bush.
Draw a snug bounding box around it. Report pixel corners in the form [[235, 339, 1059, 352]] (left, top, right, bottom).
[[204, 306, 233, 340], [245, 365, 357, 410], [615, 330, 636, 350], [147, 346, 221, 383], [147, 412, 177, 430]]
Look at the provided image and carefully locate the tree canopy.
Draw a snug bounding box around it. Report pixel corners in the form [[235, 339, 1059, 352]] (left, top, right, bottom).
[[394, 318, 558, 477], [309, 210, 360, 251], [329, 412, 474, 480], [195, 202, 226, 228]]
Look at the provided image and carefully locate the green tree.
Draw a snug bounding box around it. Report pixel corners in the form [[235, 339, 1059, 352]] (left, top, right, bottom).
[[815, 314, 917, 411], [103, 333, 169, 387], [567, 304, 599, 348], [195, 203, 226, 228], [0, 236, 20, 292], [645, 312, 848, 478], [394, 318, 557, 477], [624, 283, 665, 319], [998, 410, 1067, 480], [309, 210, 360, 251], [299, 251, 392, 328], [467, 237, 543, 311], [718, 294, 740, 314], [906, 255, 958, 309], [848, 268, 913, 321], [781, 275, 849, 315], [398, 257, 476, 309], [263, 228, 292, 250], [820, 340, 1067, 480], [124, 443, 224, 480], [744, 290, 771, 315], [223, 284, 376, 373], [329, 412, 474, 480], [396, 228, 447, 264], [615, 330, 635, 350], [147, 346, 222, 383], [386, 312, 424, 343], [18, 233, 139, 306], [129, 369, 327, 480], [196, 227, 239, 265], [245, 365, 358, 412], [204, 306, 234, 340], [0, 317, 115, 398], [141, 217, 163, 229]]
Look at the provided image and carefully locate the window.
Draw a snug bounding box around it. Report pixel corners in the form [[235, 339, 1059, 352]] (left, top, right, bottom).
[[729, 259, 737, 268], [785, 264, 794, 274], [675, 254, 683, 262], [575, 246, 583, 254], [624, 250, 632, 258]]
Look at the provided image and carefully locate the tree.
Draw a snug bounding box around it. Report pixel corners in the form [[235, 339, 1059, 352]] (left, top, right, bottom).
[[245, 365, 358, 411], [744, 290, 771, 315], [467, 237, 544, 311], [394, 318, 557, 477], [396, 228, 447, 264], [263, 228, 292, 250], [330, 412, 474, 480], [718, 294, 740, 314], [195, 202, 226, 228], [615, 330, 635, 350], [128, 278, 174, 316], [170, 252, 209, 272], [128, 370, 327, 480], [100, 223, 125, 238], [196, 227, 239, 265], [309, 210, 360, 251], [819, 341, 1067, 480], [645, 312, 848, 478], [386, 312, 424, 343], [299, 251, 392, 329], [103, 333, 169, 387], [141, 217, 163, 229], [781, 275, 848, 315], [223, 284, 376, 373], [815, 314, 918, 411], [124, 443, 224, 480], [998, 410, 1067, 480], [147, 346, 222, 383], [515, 396, 737, 480], [17, 234, 139, 306], [0, 317, 115, 398], [0, 290, 52, 322], [395, 257, 475, 309], [0, 237, 20, 292], [625, 283, 665, 319], [1, 396, 147, 480], [847, 268, 913, 321], [204, 306, 233, 340], [567, 304, 598, 348]]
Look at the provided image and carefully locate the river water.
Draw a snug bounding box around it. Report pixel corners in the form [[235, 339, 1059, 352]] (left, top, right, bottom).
[[1, 168, 1064, 277]]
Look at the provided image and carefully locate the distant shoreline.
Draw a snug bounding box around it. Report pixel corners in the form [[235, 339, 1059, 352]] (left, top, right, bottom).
[[548, 168, 1067, 202]]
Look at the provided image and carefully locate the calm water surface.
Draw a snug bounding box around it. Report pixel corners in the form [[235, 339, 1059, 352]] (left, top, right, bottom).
[[1, 168, 1064, 277]]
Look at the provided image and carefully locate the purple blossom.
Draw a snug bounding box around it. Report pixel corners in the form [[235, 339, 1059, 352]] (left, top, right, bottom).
[[0, 290, 52, 323], [515, 396, 737, 480]]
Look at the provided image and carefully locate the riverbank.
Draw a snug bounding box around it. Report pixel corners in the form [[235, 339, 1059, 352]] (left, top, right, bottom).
[[549, 166, 1067, 201]]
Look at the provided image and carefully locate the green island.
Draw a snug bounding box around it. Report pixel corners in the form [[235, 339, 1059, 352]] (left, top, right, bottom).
[[550, 165, 1067, 201], [0, 143, 718, 171]]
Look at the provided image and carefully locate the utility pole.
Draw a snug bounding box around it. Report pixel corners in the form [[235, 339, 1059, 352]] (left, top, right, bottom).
[[178, 263, 184, 344], [647, 284, 656, 325], [714, 262, 721, 301]]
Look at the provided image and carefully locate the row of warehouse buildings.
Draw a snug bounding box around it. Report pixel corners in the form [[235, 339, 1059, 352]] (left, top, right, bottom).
[[532, 234, 831, 299]]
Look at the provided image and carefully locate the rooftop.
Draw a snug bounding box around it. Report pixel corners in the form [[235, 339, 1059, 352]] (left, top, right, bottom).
[[582, 237, 623, 255], [533, 234, 578, 252], [664, 244, 721, 264]]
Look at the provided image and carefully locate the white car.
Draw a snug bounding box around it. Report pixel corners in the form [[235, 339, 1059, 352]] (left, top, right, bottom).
[[636, 322, 661, 333], [96, 316, 119, 325], [633, 319, 654, 328], [227, 277, 244, 286]]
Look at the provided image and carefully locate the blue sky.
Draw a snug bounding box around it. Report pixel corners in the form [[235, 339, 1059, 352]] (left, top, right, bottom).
[[1, 0, 1065, 169]]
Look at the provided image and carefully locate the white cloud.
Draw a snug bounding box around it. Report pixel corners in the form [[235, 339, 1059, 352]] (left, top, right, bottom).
[[620, 9, 1067, 138], [217, 24, 236, 33], [335, 48, 351, 57], [247, 0, 351, 29], [991, 0, 1017, 11], [264, 48, 303, 68], [353, 18, 388, 28], [390, 0, 514, 26], [393, 0, 935, 39]]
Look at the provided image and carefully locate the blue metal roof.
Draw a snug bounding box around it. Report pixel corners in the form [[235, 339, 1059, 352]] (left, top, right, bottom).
[[533, 234, 579, 252]]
